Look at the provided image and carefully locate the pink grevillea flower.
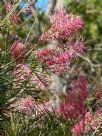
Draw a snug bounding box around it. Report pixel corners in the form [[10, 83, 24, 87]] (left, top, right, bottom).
[[11, 96, 52, 115], [49, 64, 68, 75], [40, 10, 83, 41], [35, 48, 55, 61], [56, 76, 88, 119], [71, 109, 102, 136], [37, 10, 85, 75], [9, 13, 20, 24], [11, 41, 26, 61], [71, 120, 84, 136], [18, 97, 34, 113], [35, 40, 85, 75], [5, 2, 20, 24], [12, 64, 31, 82], [11, 96, 35, 114], [67, 40, 85, 58], [35, 48, 68, 74], [71, 112, 92, 136], [31, 73, 48, 90]]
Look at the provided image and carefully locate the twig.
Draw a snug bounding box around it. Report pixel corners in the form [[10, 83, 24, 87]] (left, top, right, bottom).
[[24, 20, 35, 44]]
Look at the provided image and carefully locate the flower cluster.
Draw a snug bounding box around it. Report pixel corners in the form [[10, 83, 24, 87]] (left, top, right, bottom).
[[56, 76, 88, 119], [11, 96, 35, 114], [71, 109, 102, 135], [35, 40, 85, 75], [40, 10, 83, 41], [71, 112, 92, 135], [35, 10, 85, 75], [11, 96, 52, 115], [10, 10, 87, 124], [11, 41, 26, 61], [9, 13, 20, 24], [5, 2, 20, 24]]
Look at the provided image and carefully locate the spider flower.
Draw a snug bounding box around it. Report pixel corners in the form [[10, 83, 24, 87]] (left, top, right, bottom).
[[11, 96, 52, 115], [40, 10, 83, 41], [71, 109, 102, 136], [11, 41, 26, 61], [5, 2, 20, 24], [56, 76, 88, 119], [9, 13, 20, 24], [10, 96, 35, 114], [35, 40, 85, 75]]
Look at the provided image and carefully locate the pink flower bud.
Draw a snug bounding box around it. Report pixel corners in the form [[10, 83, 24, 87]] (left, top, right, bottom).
[[9, 13, 20, 24], [10, 41, 26, 61], [5, 2, 12, 12], [5, 2, 20, 24]]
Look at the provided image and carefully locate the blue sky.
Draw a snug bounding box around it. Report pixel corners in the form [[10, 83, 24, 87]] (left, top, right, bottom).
[[19, 0, 48, 13], [35, 0, 48, 12]]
